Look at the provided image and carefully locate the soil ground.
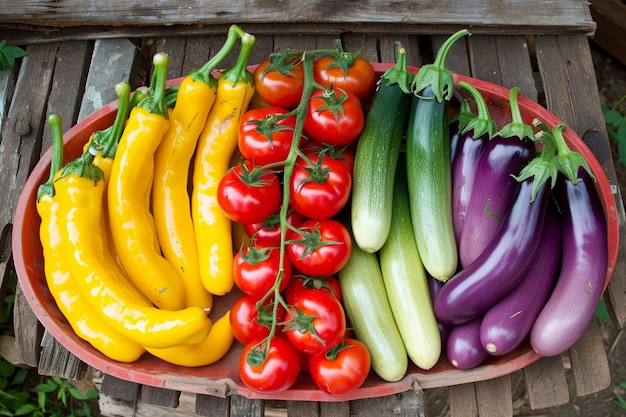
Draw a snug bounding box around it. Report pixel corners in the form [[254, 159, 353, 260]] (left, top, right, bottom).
[[423, 40, 626, 417]]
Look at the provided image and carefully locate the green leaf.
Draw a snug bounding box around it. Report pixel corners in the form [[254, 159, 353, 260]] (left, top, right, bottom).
[[15, 403, 38, 416], [0, 41, 27, 71], [604, 108, 624, 127]]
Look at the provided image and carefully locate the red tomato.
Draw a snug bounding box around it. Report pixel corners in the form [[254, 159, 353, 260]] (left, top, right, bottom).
[[286, 219, 352, 277], [284, 275, 342, 305], [217, 161, 281, 224], [313, 55, 376, 100], [283, 289, 346, 355], [289, 151, 352, 220], [243, 205, 306, 245], [253, 53, 305, 109], [239, 336, 301, 393], [308, 338, 371, 396], [303, 87, 364, 146], [238, 107, 297, 166], [301, 140, 355, 175], [233, 240, 292, 298], [230, 295, 286, 345]]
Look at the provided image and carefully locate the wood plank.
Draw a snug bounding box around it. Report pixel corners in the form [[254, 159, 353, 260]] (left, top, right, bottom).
[[100, 375, 141, 402], [535, 34, 626, 328], [78, 38, 139, 121], [0, 66, 15, 139], [522, 355, 570, 409], [37, 331, 89, 379], [350, 385, 426, 417], [230, 395, 264, 417], [139, 385, 181, 408], [589, 0, 626, 66], [13, 283, 43, 367], [286, 400, 320, 417], [475, 375, 513, 417], [449, 383, 479, 417], [195, 394, 230, 417], [567, 319, 611, 396], [320, 401, 351, 417], [0, 0, 596, 37]]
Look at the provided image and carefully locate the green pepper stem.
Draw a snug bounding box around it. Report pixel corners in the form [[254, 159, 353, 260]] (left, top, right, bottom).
[[220, 31, 256, 86], [37, 114, 64, 200], [88, 82, 131, 160], [191, 24, 244, 85], [137, 52, 169, 118]]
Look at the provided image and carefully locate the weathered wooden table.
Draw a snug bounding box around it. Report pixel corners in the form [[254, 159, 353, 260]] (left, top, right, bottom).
[[1, 1, 625, 416]]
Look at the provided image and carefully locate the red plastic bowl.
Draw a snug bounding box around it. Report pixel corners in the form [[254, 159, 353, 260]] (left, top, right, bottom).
[[12, 64, 619, 402]]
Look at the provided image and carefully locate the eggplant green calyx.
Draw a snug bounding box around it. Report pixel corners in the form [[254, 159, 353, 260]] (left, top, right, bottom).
[[496, 87, 535, 140], [513, 125, 558, 202], [37, 114, 64, 200], [88, 82, 131, 160], [137, 52, 169, 119], [411, 29, 470, 102], [381, 42, 415, 94], [534, 120, 595, 185], [450, 99, 476, 132], [457, 81, 497, 139]]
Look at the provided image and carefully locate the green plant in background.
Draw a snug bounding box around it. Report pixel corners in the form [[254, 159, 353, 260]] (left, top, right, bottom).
[[0, 40, 27, 71], [0, 271, 100, 416], [614, 381, 626, 411], [603, 94, 626, 167]]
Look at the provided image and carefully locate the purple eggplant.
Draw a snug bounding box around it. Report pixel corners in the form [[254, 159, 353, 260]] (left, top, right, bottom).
[[446, 316, 489, 370], [451, 81, 497, 243], [434, 176, 550, 326], [458, 87, 535, 268], [530, 128, 608, 356], [479, 202, 562, 356], [428, 275, 452, 346]]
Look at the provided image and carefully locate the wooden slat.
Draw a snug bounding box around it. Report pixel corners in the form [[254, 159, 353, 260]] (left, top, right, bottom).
[[37, 331, 89, 379], [589, 0, 626, 66], [287, 401, 320, 417], [78, 38, 139, 121], [100, 375, 141, 402], [350, 386, 426, 417], [0, 0, 596, 41], [568, 319, 611, 396], [230, 395, 264, 417], [449, 383, 479, 417], [522, 355, 570, 409], [475, 376, 513, 417], [140, 385, 181, 408], [195, 394, 230, 417]]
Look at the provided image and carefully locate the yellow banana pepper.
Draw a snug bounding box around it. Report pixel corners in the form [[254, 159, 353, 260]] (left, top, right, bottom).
[[144, 311, 233, 367], [38, 115, 145, 363], [192, 32, 256, 296], [54, 135, 212, 349], [152, 27, 241, 310], [108, 53, 187, 310]]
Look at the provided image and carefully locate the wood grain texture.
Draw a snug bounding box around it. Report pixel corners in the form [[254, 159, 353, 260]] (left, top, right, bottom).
[[522, 355, 570, 409], [568, 319, 611, 396], [0, 0, 594, 30]]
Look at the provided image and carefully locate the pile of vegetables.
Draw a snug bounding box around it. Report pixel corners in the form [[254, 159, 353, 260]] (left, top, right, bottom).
[[35, 25, 611, 398]]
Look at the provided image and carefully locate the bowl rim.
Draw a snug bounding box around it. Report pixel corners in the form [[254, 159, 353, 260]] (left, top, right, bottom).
[[11, 63, 619, 402]]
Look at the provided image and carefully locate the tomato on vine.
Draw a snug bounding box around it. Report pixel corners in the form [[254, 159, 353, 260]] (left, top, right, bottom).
[[239, 336, 301, 393], [289, 149, 352, 220], [283, 289, 346, 355], [286, 219, 352, 277], [230, 295, 286, 345], [233, 240, 292, 298], [238, 107, 297, 166], [303, 87, 365, 146], [301, 140, 356, 175], [312, 47, 376, 100], [284, 275, 342, 304], [217, 161, 281, 224], [308, 338, 371, 396], [253, 51, 305, 109], [243, 205, 306, 245]]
